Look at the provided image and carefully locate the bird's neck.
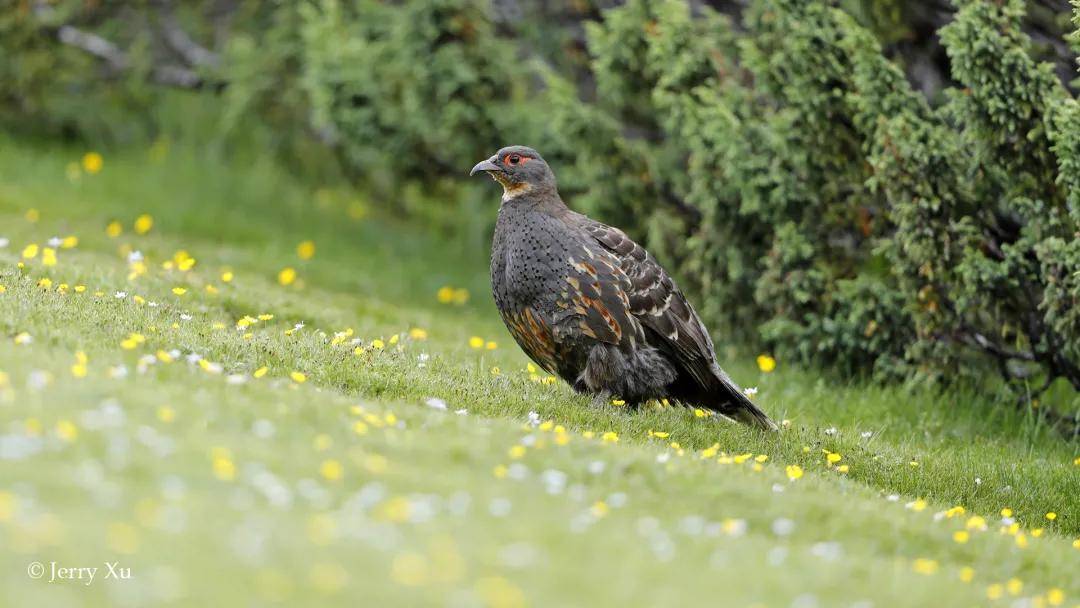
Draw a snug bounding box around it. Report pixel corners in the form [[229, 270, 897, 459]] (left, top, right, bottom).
[[499, 185, 566, 213]]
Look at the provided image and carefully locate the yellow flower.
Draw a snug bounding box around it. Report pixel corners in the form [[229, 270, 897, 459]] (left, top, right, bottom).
[[485, 341, 498, 350], [56, 419, 79, 441], [958, 567, 975, 583], [601, 431, 619, 443], [911, 558, 938, 575], [825, 452, 842, 464], [41, 248, 57, 267], [1046, 588, 1065, 606], [409, 328, 428, 340], [0, 285, 5, 294], [693, 408, 711, 418], [37, 278, 53, 290], [452, 288, 469, 304], [212, 453, 236, 481], [319, 459, 343, 481], [21, 243, 38, 259], [13, 332, 32, 345], [1005, 578, 1023, 596], [254, 366, 268, 378], [1001, 507, 1013, 518], [106, 220, 123, 238], [61, 235, 79, 249], [966, 515, 987, 530], [157, 406, 175, 423], [297, 240, 316, 260], [278, 267, 297, 286], [221, 270, 234, 283], [756, 354, 776, 373], [371, 339, 385, 350], [785, 464, 804, 480], [437, 286, 455, 304], [1046, 512, 1057, 521], [290, 371, 307, 384], [591, 501, 610, 518], [493, 464, 508, 479], [82, 152, 103, 174], [468, 336, 484, 349], [986, 584, 1003, 600], [508, 445, 526, 459], [134, 214, 154, 235], [172, 287, 187, 296], [648, 430, 670, 439], [952, 530, 969, 544]]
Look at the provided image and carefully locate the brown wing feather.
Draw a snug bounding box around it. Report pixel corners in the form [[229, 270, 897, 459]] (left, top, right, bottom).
[[581, 218, 776, 429]]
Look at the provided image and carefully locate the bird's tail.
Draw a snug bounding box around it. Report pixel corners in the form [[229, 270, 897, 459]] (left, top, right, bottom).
[[712, 368, 778, 431]]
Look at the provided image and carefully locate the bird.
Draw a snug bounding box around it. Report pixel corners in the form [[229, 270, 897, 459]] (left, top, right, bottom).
[[470, 145, 777, 430]]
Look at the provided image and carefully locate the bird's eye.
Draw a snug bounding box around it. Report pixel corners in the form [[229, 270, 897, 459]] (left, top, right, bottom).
[[506, 154, 522, 166]]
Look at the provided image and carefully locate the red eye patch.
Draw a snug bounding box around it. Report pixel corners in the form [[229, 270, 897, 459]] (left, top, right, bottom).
[[503, 154, 529, 166]]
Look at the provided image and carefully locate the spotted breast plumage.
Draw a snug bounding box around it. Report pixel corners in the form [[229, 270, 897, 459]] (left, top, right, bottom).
[[471, 145, 777, 430]]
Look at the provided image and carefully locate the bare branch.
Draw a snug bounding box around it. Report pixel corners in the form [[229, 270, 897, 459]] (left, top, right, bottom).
[[153, 0, 221, 68]]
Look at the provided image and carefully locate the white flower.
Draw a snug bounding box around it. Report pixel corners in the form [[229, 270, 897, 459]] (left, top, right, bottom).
[[860, 431, 873, 439], [186, 353, 202, 364], [455, 409, 468, 415], [226, 374, 248, 385], [114, 291, 127, 299], [47, 236, 63, 247], [425, 397, 447, 411], [292, 322, 305, 331], [148, 301, 159, 308], [771, 518, 796, 536], [656, 453, 671, 464], [824, 426, 838, 436], [0, 237, 9, 248], [742, 386, 758, 397], [127, 250, 143, 263], [179, 313, 193, 321], [527, 411, 541, 426]]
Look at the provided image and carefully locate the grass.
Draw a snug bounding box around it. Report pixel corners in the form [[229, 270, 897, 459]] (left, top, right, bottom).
[[0, 136, 1077, 607]]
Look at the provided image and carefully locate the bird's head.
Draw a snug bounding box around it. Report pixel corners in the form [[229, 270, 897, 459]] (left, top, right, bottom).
[[470, 145, 556, 198]]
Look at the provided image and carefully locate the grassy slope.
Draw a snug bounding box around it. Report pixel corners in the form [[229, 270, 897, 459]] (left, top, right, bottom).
[[0, 138, 1077, 607]]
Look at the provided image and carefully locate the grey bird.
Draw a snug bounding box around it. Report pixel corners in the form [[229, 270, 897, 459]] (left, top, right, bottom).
[[471, 145, 777, 430]]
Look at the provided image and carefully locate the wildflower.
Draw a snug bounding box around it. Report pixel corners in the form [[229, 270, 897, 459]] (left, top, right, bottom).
[[601, 431, 619, 444], [71, 351, 88, 378], [648, 430, 670, 439], [785, 464, 803, 480], [134, 214, 154, 235], [371, 339, 385, 350], [37, 278, 52, 290], [693, 408, 711, 418], [21, 243, 38, 259], [253, 366, 268, 379], [221, 270, 234, 283], [0, 285, 5, 294], [297, 240, 316, 260], [953, 530, 969, 544], [493, 465, 508, 479], [172, 287, 187, 296], [82, 152, 103, 174], [74, 285, 86, 293], [836, 464, 849, 473], [61, 235, 78, 249], [290, 371, 307, 384], [825, 452, 842, 464], [320, 459, 343, 481], [41, 248, 57, 266], [211, 449, 236, 481], [56, 419, 78, 442], [1001, 508, 1013, 518], [1005, 578, 1023, 596], [959, 567, 975, 583], [1046, 512, 1057, 521], [106, 221, 123, 238], [278, 267, 297, 286], [467, 336, 485, 349], [157, 406, 175, 423], [591, 501, 609, 518], [756, 354, 776, 373], [911, 558, 938, 575], [966, 515, 987, 530], [508, 445, 526, 459], [906, 499, 927, 512], [986, 584, 1003, 600], [14, 332, 32, 345]]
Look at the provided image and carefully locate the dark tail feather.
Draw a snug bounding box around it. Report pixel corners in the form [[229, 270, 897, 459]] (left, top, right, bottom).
[[712, 368, 779, 431]]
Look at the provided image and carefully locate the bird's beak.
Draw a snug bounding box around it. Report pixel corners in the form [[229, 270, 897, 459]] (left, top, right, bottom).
[[470, 157, 500, 176]]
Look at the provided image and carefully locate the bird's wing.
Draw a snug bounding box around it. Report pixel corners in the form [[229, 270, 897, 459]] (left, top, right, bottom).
[[580, 220, 717, 386], [581, 218, 777, 429]]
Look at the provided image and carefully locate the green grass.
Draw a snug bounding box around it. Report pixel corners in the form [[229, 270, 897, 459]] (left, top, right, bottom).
[[0, 136, 1077, 607]]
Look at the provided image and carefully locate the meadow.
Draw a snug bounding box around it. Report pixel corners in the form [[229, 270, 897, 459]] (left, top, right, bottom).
[[0, 136, 1077, 607]]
